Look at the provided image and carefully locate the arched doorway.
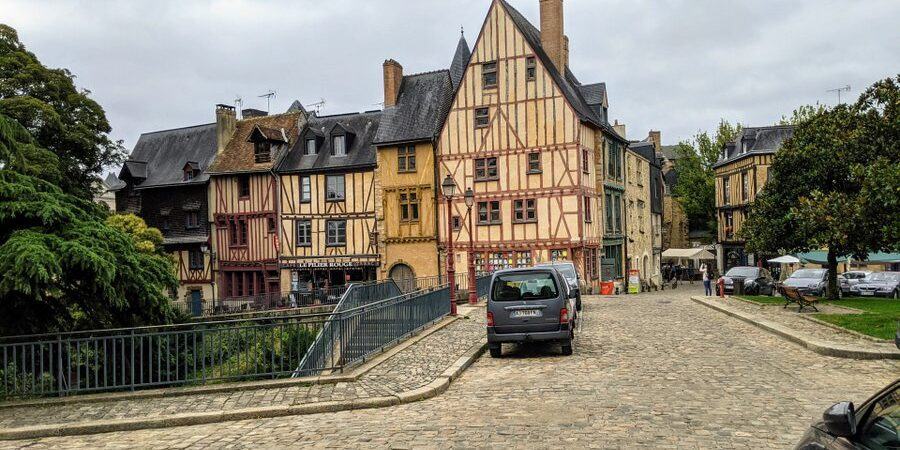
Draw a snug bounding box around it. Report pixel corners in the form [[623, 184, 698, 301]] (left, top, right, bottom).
[[389, 263, 415, 293], [642, 255, 649, 279]]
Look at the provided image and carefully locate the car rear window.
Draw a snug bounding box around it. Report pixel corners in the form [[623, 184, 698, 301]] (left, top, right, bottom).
[[725, 267, 758, 278], [492, 272, 559, 302], [791, 269, 826, 279]]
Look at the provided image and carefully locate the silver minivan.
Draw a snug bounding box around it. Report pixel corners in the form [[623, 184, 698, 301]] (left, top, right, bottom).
[[486, 268, 577, 358]]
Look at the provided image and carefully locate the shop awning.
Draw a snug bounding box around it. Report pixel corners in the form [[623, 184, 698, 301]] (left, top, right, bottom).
[[662, 248, 716, 260], [796, 251, 900, 265]]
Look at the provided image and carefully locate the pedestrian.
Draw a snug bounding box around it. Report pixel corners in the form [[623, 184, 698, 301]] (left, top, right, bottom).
[[701, 263, 712, 296]]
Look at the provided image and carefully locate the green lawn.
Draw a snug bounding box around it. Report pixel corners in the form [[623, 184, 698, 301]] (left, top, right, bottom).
[[816, 297, 900, 340]]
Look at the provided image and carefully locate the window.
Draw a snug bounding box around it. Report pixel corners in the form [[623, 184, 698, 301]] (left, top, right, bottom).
[[238, 176, 250, 198], [724, 211, 734, 239], [526, 56, 536, 81], [267, 216, 276, 234], [857, 385, 900, 449], [513, 199, 537, 223], [161, 217, 170, 231], [582, 149, 590, 174], [741, 171, 749, 202], [185, 211, 200, 229], [452, 216, 462, 231], [482, 61, 497, 88], [723, 177, 731, 205], [399, 189, 420, 222], [584, 197, 592, 222], [254, 141, 272, 163], [636, 161, 643, 186], [492, 272, 558, 302], [326, 175, 345, 201], [637, 200, 645, 232], [527, 152, 541, 173], [183, 169, 195, 181], [332, 135, 346, 157], [295, 220, 312, 247], [477, 201, 501, 225], [398, 146, 416, 172], [475, 107, 490, 128], [326, 220, 347, 246], [229, 217, 248, 246], [605, 193, 614, 233], [607, 141, 621, 180], [188, 250, 203, 270], [475, 157, 498, 181], [300, 176, 311, 203], [305, 139, 317, 155]]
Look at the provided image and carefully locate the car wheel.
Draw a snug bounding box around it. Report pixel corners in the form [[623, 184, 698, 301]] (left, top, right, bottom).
[[561, 339, 573, 356], [489, 345, 502, 358]]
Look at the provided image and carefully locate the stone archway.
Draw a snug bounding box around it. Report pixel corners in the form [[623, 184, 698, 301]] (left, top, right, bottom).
[[389, 263, 416, 293]]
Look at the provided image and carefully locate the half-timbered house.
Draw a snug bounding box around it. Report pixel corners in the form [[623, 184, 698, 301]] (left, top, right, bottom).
[[435, 0, 628, 290], [372, 37, 465, 283], [115, 121, 218, 311], [276, 110, 382, 291], [207, 106, 307, 301], [713, 124, 794, 270]]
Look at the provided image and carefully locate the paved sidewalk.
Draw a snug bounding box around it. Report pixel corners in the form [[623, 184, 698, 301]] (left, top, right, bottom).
[[695, 295, 900, 358], [0, 307, 486, 436]]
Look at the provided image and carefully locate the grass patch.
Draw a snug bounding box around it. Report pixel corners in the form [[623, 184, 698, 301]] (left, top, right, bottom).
[[817, 297, 900, 340], [735, 295, 785, 305]]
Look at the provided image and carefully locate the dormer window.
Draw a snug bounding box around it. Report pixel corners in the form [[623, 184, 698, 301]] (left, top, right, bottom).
[[182, 162, 200, 181], [332, 135, 346, 157], [254, 141, 272, 163], [306, 138, 317, 155], [184, 169, 195, 181]]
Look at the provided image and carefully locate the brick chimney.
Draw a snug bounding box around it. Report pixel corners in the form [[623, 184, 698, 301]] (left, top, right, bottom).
[[215, 104, 236, 154], [540, 0, 565, 72], [648, 131, 661, 151], [383, 59, 403, 108]]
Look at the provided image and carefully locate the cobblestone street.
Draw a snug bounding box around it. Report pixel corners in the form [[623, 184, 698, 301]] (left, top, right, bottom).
[[6, 287, 898, 449]]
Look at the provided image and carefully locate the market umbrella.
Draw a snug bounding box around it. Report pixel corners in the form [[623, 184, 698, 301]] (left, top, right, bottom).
[[768, 255, 801, 264]]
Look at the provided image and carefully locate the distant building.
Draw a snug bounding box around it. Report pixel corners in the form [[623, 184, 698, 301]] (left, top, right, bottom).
[[713, 124, 794, 270], [95, 173, 124, 211], [625, 140, 656, 286]]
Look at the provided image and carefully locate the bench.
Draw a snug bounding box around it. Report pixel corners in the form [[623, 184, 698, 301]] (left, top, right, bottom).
[[781, 286, 820, 312]]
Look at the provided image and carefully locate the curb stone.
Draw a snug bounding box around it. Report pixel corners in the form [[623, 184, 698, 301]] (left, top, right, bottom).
[[796, 313, 893, 344], [0, 336, 488, 441], [692, 296, 900, 360]]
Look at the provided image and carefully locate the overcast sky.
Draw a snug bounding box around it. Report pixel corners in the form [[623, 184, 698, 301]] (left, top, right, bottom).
[[3, 0, 899, 167]]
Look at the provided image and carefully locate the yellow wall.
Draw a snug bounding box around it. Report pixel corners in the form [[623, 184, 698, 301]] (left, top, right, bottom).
[[626, 151, 653, 281]]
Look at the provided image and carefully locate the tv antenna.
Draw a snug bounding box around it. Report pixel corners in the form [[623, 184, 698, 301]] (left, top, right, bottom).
[[258, 90, 277, 112], [827, 85, 851, 105], [304, 98, 326, 115]]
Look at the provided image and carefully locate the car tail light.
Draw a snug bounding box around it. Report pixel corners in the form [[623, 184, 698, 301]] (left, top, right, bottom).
[[487, 311, 494, 327], [559, 307, 569, 324]]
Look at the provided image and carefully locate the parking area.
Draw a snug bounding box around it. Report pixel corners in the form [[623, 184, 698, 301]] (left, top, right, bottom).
[[5, 286, 898, 449]]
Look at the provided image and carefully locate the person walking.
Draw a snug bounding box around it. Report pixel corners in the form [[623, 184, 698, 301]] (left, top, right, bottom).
[[701, 263, 712, 296]]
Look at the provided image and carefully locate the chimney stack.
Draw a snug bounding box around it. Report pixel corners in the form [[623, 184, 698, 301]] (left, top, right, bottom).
[[613, 120, 626, 139], [648, 131, 661, 151], [383, 59, 403, 108], [215, 104, 236, 154], [540, 0, 565, 72]]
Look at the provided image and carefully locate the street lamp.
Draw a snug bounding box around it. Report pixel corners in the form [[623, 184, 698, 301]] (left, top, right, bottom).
[[441, 175, 458, 316], [464, 187, 478, 305]]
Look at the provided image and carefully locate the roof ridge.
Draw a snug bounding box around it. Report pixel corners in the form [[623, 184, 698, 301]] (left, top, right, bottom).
[[139, 122, 216, 137], [314, 110, 382, 119], [238, 111, 300, 123], [406, 68, 450, 78]]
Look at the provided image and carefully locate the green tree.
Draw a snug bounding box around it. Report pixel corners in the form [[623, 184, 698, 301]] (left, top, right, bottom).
[[106, 213, 165, 255], [672, 120, 742, 236], [0, 24, 124, 199], [742, 76, 900, 299]]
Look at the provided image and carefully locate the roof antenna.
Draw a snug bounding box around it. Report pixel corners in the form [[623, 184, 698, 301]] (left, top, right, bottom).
[[304, 98, 326, 115], [827, 85, 851, 105], [258, 90, 277, 112]]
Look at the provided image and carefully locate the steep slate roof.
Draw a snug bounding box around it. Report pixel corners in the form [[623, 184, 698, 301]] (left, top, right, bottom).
[[498, 0, 627, 143], [374, 70, 454, 146], [578, 82, 606, 106], [207, 112, 303, 174], [658, 144, 680, 162], [628, 140, 656, 163], [103, 173, 126, 191], [712, 125, 794, 169], [278, 111, 382, 173], [449, 34, 472, 89], [119, 123, 217, 189]]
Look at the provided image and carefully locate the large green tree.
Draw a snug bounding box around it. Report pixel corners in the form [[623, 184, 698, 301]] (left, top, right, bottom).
[[672, 120, 742, 236], [0, 24, 124, 199], [742, 76, 900, 299], [0, 113, 177, 336]]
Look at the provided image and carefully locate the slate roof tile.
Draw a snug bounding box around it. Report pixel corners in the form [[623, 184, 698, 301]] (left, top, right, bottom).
[[278, 111, 382, 173]]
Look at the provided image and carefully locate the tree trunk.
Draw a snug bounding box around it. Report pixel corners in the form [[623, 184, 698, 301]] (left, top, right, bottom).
[[826, 248, 838, 300]]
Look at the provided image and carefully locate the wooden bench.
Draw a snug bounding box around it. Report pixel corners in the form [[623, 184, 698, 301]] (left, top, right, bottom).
[[781, 286, 820, 312]]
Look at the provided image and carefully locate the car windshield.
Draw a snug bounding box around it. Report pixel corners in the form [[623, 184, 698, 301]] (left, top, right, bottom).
[[537, 263, 576, 280], [867, 272, 900, 282], [725, 267, 758, 278], [492, 272, 559, 302], [790, 269, 826, 279]]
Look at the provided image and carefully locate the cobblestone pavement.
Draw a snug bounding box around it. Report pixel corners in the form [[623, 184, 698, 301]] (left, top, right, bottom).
[[5, 287, 899, 449], [715, 295, 899, 351], [0, 315, 484, 429]]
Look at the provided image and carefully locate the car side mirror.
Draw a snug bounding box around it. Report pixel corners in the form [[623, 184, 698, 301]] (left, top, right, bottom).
[[823, 401, 856, 438]]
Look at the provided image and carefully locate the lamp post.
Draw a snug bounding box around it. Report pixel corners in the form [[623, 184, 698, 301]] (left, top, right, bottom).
[[464, 188, 478, 305], [441, 175, 458, 316]]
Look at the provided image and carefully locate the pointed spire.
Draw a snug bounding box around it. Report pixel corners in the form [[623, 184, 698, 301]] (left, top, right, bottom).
[[450, 28, 472, 90]]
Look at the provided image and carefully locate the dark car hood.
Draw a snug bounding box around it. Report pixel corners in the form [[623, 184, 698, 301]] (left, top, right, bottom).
[[784, 278, 821, 288]]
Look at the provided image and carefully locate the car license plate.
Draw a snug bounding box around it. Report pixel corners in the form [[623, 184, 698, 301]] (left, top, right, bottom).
[[861, 291, 875, 296], [511, 309, 542, 318]]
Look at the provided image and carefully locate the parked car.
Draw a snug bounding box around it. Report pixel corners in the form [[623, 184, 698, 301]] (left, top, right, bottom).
[[718, 266, 776, 296], [841, 271, 873, 294], [535, 260, 582, 311], [487, 267, 577, 358], [784, 268, 830, 297], [850, 272, 900, 299], [795, 378, 900, 449]]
